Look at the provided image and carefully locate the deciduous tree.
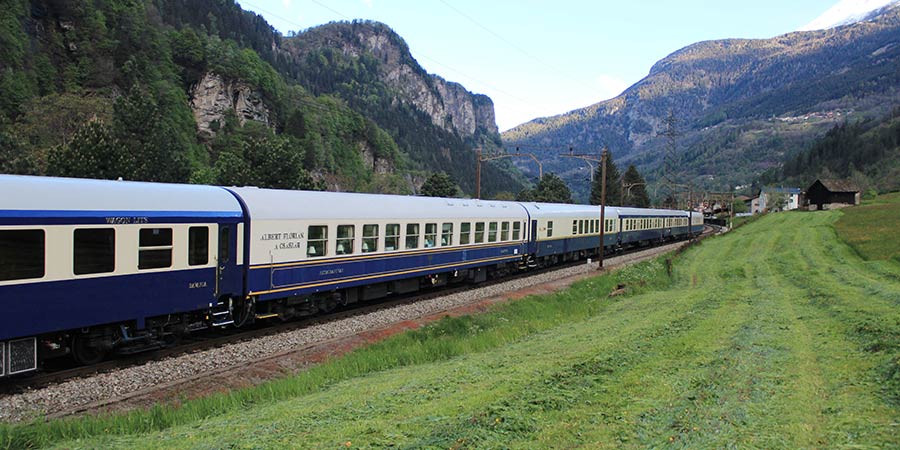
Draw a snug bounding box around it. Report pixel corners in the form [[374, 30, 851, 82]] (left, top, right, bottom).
[[421, 171, 458, 197]]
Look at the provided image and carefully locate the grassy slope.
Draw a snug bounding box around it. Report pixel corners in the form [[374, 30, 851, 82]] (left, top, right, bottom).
[[7, 208, 900, 449], [834, 192, 900, 261]]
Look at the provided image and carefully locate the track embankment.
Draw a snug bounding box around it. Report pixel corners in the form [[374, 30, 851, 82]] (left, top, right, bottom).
[[0, 237, 698, 424]]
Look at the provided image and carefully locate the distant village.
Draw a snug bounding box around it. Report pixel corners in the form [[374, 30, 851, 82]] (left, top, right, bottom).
[[703, 178, 861, 218]]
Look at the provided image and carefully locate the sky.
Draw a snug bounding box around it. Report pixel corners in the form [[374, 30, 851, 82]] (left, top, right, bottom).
[[240, 0, 894, 131]]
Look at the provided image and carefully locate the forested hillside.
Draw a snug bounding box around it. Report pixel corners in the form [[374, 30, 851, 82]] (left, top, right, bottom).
[[760, 106, 900, 192], [0, 0, 523, 197], [503, 3, 900, 197]]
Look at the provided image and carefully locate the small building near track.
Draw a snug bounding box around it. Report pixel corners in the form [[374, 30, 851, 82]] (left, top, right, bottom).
[[805, 179, 860, 210], [756, 186, 802, 213]]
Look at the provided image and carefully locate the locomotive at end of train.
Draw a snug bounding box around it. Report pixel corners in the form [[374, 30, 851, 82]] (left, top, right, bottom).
[[0, 175, 702, 378]]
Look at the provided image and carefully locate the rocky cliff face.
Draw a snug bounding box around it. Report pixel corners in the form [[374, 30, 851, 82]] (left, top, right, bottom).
[[189, 72, 271, 139], [283, 21, 499, 139]]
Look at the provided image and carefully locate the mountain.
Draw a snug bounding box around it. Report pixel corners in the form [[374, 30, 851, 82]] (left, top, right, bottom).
[[0, 1, 524, 197], [800, 0, 898, 31], [275, 20, 524, 197], [503, 3, 900, 201]]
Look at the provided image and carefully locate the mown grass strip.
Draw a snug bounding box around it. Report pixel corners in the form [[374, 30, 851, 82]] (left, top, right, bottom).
[[0, 257, 665, 449]]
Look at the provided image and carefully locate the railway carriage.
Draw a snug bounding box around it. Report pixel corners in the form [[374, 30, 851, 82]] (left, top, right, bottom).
[[616, 207, 698, 248], [520, 202, 620, 265], [0, 174, 703, 379], [230, 188, 530, 319], [0, 175, 244, 375]]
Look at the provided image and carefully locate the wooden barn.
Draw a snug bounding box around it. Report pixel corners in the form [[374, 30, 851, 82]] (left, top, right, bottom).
[[806, 179, 860, 210]]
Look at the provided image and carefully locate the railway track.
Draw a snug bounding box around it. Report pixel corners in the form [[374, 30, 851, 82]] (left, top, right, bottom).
[[2, 228, 717, 396], [0, 258, 585, 394]]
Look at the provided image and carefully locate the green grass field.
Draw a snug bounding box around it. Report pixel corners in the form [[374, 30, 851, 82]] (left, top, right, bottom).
[[835, 192, 900, 261], [3, 205, 900, 449]]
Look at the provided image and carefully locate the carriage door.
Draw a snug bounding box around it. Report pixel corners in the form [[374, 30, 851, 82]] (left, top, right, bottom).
[[215, 225, 232, 298]]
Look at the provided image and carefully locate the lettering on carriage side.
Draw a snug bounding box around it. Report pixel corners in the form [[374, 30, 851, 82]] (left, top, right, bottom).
[[261, 231, 305, 250], [188, 281, 208, 289], [105, 216, 149, 224], [319, 268, 344, 276]]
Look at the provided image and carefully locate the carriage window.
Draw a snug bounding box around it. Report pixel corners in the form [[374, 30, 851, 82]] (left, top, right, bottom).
[[336, 225, 354, 255], [307, 225, 327, 257], [460, 222, 471, 245], [0, 230, 45, 281], [362, 224, 378, 253], [512, 222, 521, 240], [139, 228, 173, 269], [188, 227, 209, 266], [74, 228, 115, 275], [578, 220, 584, 235], [424, 223, 437, 248], [572, 221, 578, 234], [405, 223, 420, 249], [441, 223, 453, 246], [474, 222, 485, 243], [488, 222, 498, 242], [501, 222, 510, 241], [547, 221, 554, 238], [385, 224, 400, 251]]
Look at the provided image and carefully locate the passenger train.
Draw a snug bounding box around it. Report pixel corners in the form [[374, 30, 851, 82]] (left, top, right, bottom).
[[0, 175, 702, 378]]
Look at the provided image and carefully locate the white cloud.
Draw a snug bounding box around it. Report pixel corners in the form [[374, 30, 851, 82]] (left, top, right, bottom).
[[595, 74, 629, 101], [362, 0, 373, 8], [799, 0, 896, 31], [281, 0, 292, 7]]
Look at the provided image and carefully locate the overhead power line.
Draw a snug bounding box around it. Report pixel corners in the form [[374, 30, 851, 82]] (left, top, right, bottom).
[[436, 0, 601, 95]]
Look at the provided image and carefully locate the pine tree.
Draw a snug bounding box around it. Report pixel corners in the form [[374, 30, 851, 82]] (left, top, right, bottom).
[[590, 152, 622, 206], [622, 165, 650, 207]]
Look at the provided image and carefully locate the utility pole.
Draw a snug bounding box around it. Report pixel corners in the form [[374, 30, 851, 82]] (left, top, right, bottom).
[[560, 147, 601, 183], [598, 147, 608, 270], [730, 191, 735, 230], [475, 147, 482, 199], [621, 181, 646, 206], [476, 146, 542, 199]]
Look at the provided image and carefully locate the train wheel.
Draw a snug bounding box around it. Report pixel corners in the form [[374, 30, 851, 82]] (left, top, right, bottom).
[[71, 334, 106, 365]]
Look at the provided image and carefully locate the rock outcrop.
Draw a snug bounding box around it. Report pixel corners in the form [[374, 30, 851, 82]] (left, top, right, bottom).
[[190, 73, 270, 139], [283, 21, 499, 139]]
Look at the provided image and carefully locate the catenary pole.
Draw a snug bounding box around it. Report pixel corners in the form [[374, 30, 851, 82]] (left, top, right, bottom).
[[598, 147, 608, 270]]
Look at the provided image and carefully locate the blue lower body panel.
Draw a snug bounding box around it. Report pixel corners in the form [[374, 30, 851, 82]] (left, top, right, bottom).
[[249, 243, 526, 301], [535, 234, 616, 258], [0, 268, 221, 341]]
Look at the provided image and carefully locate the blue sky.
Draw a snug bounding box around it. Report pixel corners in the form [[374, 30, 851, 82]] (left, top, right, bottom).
[[240, 0, 876, 131]]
